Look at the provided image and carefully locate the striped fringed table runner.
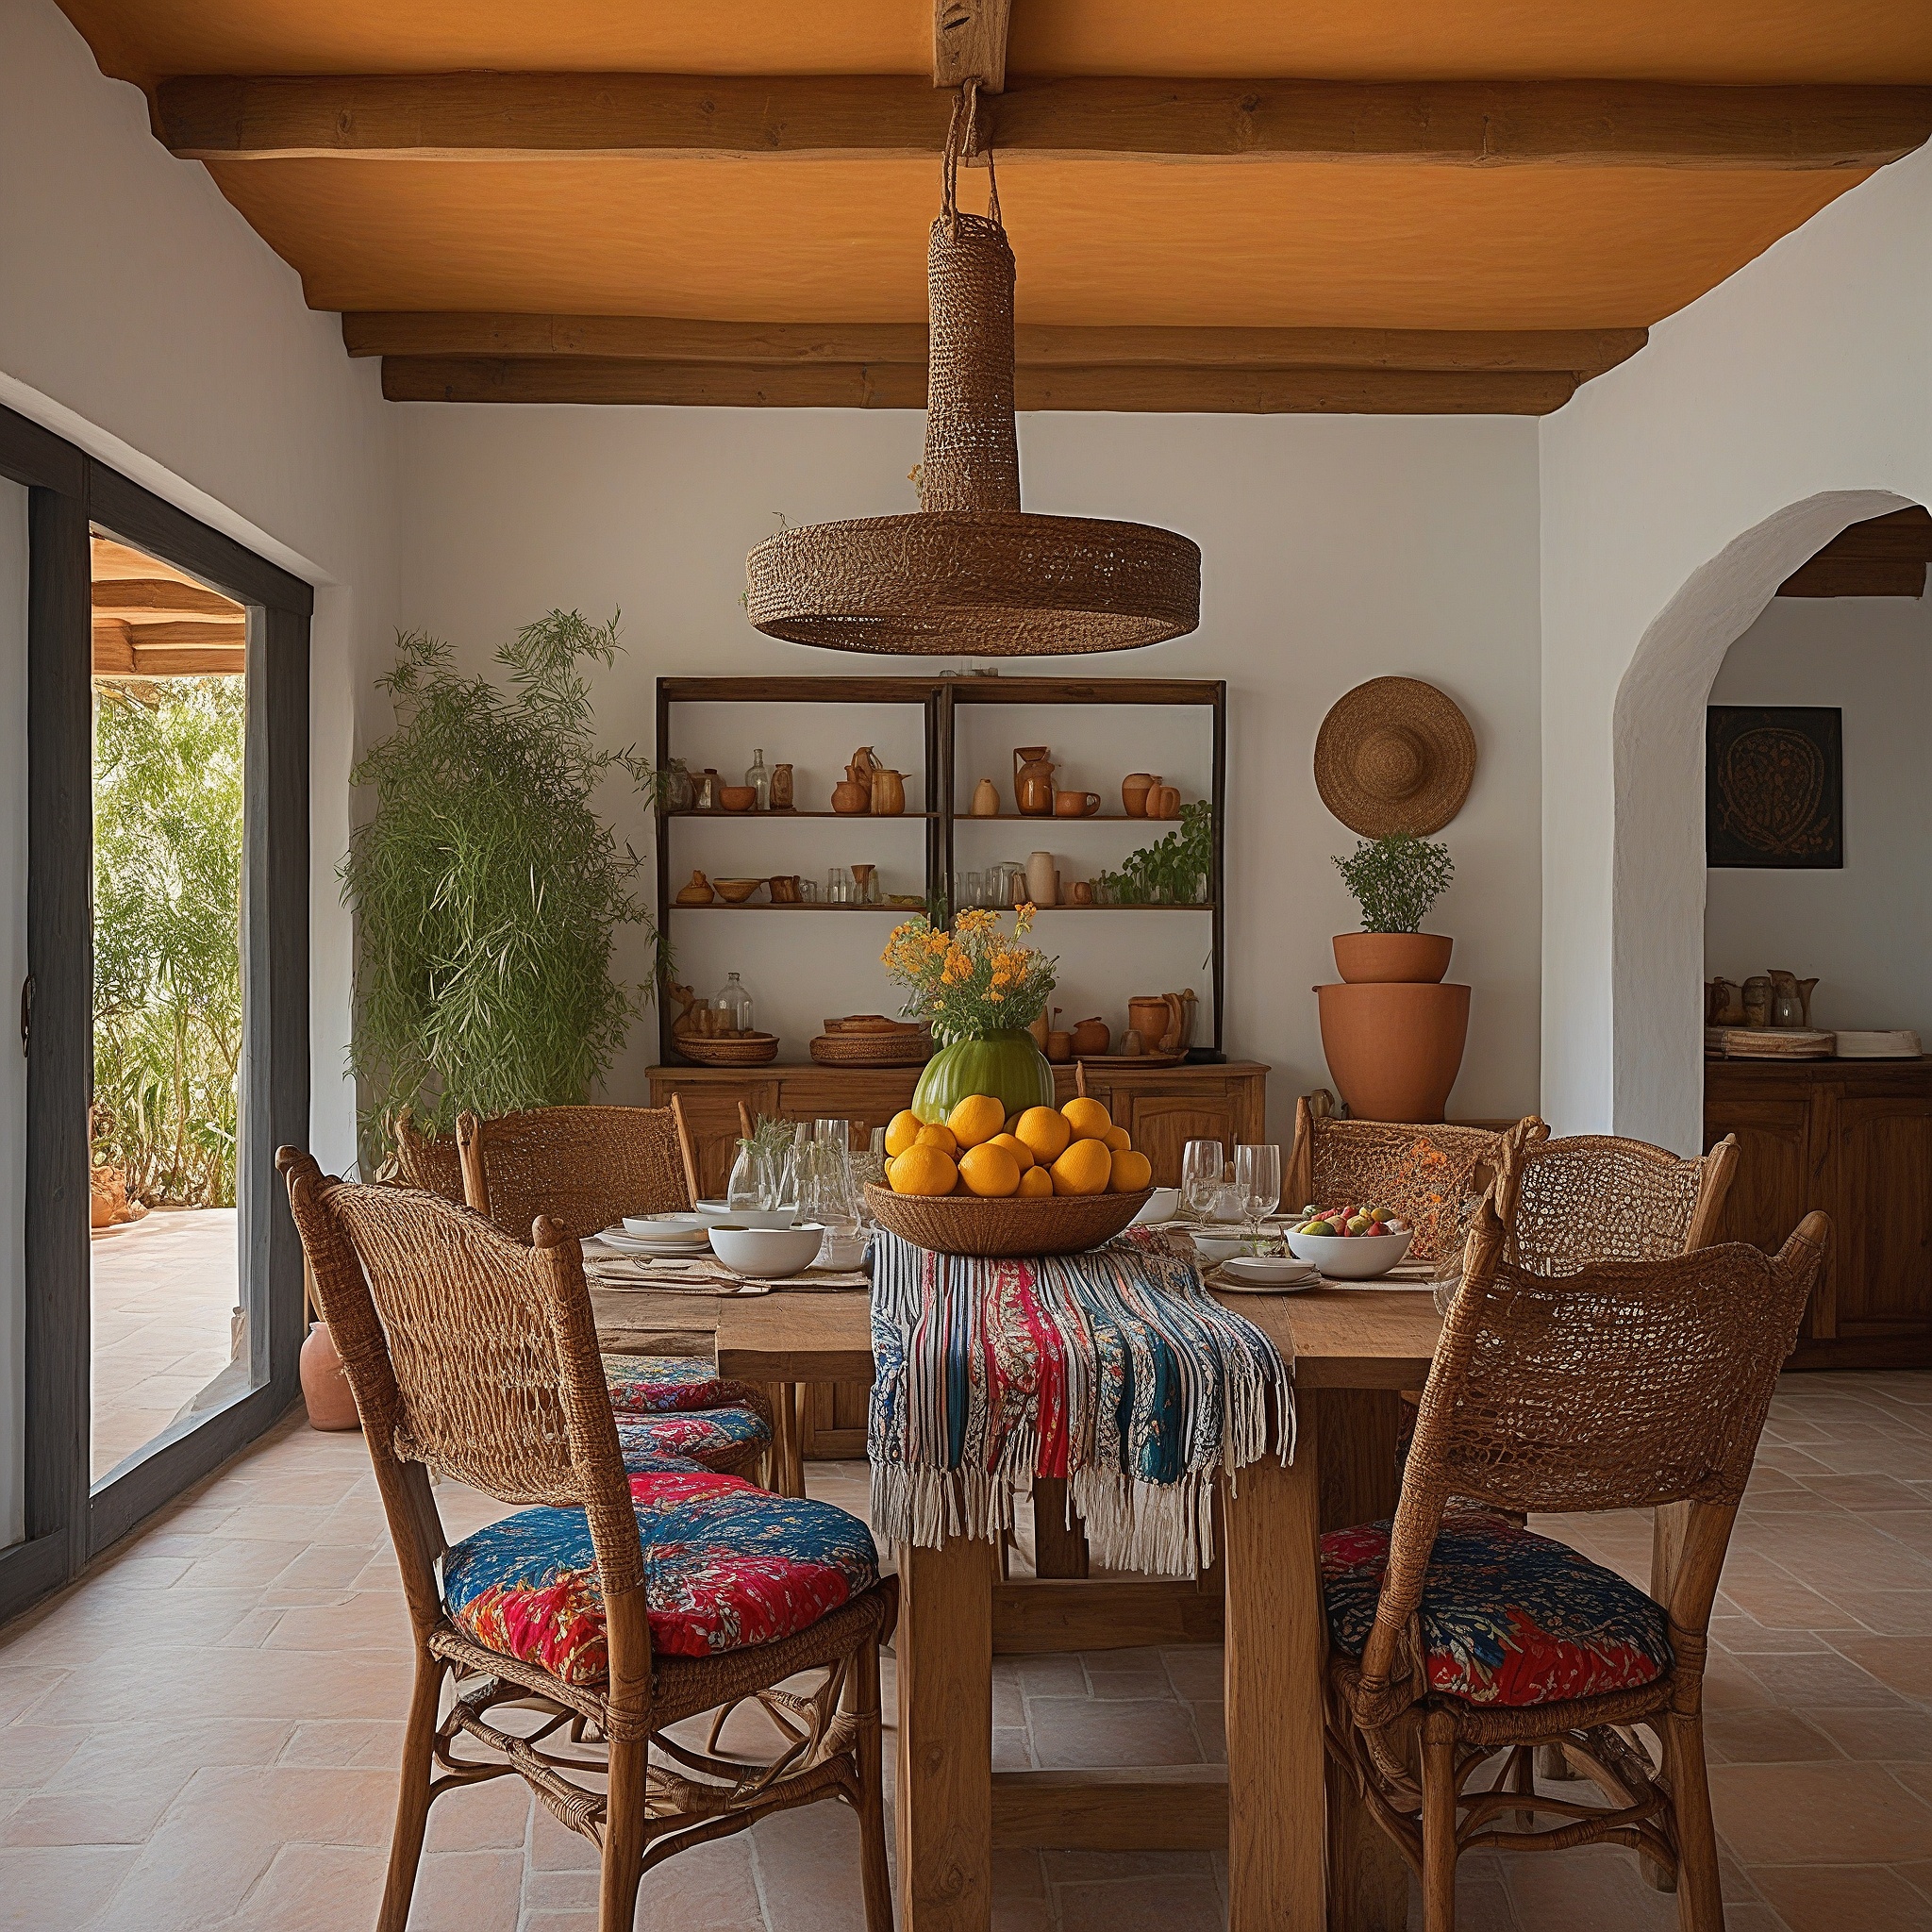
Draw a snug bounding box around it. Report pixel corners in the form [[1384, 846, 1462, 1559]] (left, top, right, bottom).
[[867, 1224, 1294, 1578]]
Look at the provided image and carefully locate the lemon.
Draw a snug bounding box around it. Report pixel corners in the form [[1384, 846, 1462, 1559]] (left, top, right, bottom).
[[1014, 1106, 1072, 1164], [890, 1144, 958, 1196], [1108, 1148, 1154, 1193], [1051, 1138, 1112, 1196], [989, 1131, 1034, 1172], [1102, 1124, 1132, 1153], [958, 1141, 1022, 1198], [1060, 1096, 1112, 1142], [947, 1093, 1007, 1149], [915, 1123, 958, 1158], [885, 1109, 924, 1158], [1017, 1165, 1054, 1199]]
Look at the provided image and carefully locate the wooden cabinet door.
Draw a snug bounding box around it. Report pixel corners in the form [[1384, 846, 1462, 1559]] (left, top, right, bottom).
[[1116, 1084, 1239, 1189], [1835, 1095, 1932, 1339], [1705, 1093, 1827, 1337]]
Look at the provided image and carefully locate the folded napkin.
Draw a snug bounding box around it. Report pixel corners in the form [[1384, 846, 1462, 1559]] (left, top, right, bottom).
[[868, 1224, 1293, 1577]]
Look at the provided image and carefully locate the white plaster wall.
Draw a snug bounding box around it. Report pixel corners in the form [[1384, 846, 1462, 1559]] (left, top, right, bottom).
[[1704, 593, 1932, 1041], [395, 407, 1544, 1133], [1539, 142, 1932, 1150], [0, 482, 26, 1546], [0, 0, 401, 1174]]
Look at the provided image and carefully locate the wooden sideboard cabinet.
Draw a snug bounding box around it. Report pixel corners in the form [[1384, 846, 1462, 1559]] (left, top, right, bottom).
[[1705, 1057, 1932, 1369]]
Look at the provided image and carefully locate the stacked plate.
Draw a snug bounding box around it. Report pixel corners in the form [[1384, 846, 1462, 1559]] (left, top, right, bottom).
[[597, 1214, 713, 1258], [1213, 1252, 1323, 1292]]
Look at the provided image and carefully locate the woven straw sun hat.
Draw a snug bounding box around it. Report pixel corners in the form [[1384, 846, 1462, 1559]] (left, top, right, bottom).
[[1314, 677, 1477, 837]]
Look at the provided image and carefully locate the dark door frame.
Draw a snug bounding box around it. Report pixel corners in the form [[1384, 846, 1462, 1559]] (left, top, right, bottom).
[[0, 401, 312, 1619]]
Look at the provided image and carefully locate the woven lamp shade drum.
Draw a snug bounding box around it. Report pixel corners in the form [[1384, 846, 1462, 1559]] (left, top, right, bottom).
[[1314, 676, 1477, 837], [746, 109, 1200, 658]]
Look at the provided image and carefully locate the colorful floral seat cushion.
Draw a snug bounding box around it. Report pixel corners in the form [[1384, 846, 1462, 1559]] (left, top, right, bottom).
[[441, 1469, 879, 1683], [1321, 1507, 1673, 1707], [616, 1405, 769, 1472], [602, 1352, 763, 1417]]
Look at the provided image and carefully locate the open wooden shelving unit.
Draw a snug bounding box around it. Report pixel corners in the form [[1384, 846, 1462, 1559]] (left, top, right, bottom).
[[654, 674, 1227, 1065]]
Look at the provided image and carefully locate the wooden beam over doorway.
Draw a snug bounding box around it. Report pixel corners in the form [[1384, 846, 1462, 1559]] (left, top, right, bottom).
[[157, 75, 1932, 170], [934, 0, 1009, 93], [1778, 505, 1932, 597]]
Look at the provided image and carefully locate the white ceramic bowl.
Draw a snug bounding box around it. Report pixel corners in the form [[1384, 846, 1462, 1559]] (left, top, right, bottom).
[[1191, 1231, 1245, 1268], [1283, 1227, 1413, 1280], [708, 1223, 826, 1278], [691, 1198, 797, 1231], [1130, 1187, 1181, 1225], [623, 1212, 707, 1239]]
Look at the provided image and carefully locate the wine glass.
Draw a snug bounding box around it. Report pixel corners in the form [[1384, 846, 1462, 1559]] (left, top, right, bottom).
[[1234, 1143, 1282, 1245], [1181, 1140, 1224, 1224]]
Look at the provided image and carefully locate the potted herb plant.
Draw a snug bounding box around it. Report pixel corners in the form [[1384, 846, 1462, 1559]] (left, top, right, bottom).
[[1319, 835, 1468, 1123], [881, 908, 1058, 1122]]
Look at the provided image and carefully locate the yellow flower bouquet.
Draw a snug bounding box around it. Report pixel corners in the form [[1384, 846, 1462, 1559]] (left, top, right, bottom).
[[880, 908, 1058, 1046]]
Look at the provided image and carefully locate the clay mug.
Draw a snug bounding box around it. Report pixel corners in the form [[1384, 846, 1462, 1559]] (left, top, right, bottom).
[[1147, 785, 1182, 820], [1122, 773, 1158, 818], [1045, 1030, 1074, 1064], [971, 776, 1001, 817], [1054, 790, 1102, 818], [1013, 746, 1058, 816], [1071, 1017, 1110, 1057], [869, 768, 907, 816], [1070, 880, 1093, 905], [830, 775, 869, 814], [1128, 992, 1185, 1053], [1117, 1028, 1144, 1057], [768, 874, 800, 904]]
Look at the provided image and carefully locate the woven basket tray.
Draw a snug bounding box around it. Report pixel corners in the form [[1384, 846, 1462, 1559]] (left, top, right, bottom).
[[864, 1181, 1153, 1257], [674, 1033, 780, 1067], [810, 1030, 936, 1067]]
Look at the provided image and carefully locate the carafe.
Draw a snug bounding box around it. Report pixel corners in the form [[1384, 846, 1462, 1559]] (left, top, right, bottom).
[[744, 748, 772, 811]]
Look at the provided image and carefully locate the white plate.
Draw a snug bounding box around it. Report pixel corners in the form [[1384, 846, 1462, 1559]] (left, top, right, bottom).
[[1212, 1269, 1318, 1294], [1220, 1254, 1322, 1287], [623, 1213, 707, 1238], [596, 1229, 711, 1257]]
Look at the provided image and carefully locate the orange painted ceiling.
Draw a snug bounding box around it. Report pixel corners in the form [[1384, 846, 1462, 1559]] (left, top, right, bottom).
[[51, 2, 1932, 356]]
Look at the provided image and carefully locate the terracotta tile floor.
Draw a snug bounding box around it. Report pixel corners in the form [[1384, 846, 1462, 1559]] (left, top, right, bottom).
[[90, 1208, 239, 1481], [0, 1370, 1926, 1929]]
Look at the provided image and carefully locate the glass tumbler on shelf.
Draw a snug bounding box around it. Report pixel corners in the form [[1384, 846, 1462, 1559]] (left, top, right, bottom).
[[1234, 1143, 1282, 1242], [827, 867, 853, 906], [744, 747, 772, 811], [1181, 1140, 1224, 1223], [961, 871, 984, 909], [712, 971, 756, 1034]]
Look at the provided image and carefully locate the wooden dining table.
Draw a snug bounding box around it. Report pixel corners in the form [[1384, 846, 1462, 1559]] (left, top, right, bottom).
[[634, 1277, 1446, 1932]]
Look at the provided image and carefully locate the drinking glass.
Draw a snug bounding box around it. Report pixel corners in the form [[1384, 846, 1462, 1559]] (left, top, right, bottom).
[[826, 867, 853, 905], [1234, 1143, 1282, 1241], [805, 1120, 861, 1234], [1181, 1140, 1224, 1223], [962, 870, 984, 908], [726, 1141, 775, 1215]]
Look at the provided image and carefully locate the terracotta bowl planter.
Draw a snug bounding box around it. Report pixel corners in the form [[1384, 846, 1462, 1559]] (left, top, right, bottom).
[[300, 1321, 362, 1431], [1317, 982, 1471, 1124], [1332, 932, 1453, 984]]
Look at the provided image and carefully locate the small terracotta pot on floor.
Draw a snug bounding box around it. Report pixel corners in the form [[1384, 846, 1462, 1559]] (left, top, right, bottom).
[[300, 1321, 362, 1430], [1318, 932, 1468, 1123]]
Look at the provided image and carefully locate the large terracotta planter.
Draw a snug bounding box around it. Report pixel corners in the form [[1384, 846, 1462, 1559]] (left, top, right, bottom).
[[1317, 982, 1471, 1124], [300, 1321, 362, 1432], [1332, 932, 1453, 984]]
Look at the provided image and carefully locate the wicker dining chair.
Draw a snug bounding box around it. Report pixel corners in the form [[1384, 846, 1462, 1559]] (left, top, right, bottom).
[[278, 1149, 895, 1932], [456, 1100, 702, 1242], [1322, 1181, 1828, 1932], [393, 1107, 466, 1205], [1286, 1089, 1549, 1266]]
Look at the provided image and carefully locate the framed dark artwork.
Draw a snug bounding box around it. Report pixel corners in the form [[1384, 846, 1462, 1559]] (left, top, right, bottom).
[[1707, 706, 1842, 869]]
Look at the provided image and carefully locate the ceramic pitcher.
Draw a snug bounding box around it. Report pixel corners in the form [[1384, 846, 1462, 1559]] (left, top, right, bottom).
[[1013, 747, 1058, 816]]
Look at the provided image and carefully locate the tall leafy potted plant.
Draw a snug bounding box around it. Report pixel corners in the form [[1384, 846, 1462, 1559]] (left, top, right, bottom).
[[882, 908, 1058, 1122], [1319, 835, 1468, 1123]]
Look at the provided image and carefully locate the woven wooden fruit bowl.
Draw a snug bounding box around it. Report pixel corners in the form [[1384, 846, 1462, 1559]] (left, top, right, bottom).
[[674, 1032, 780, 1067], [863, 1182, 1154, 1258]]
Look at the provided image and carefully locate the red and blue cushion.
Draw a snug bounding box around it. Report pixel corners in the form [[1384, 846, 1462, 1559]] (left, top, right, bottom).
[[603, 1352, 762, 1417], [441, 1469, 878, 1683], [1321, 1507, 1673, 1707], [616, 1406, 768, 1473]]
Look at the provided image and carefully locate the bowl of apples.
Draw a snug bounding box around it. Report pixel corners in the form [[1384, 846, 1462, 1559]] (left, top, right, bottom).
[[1283, 1205, 1413, 1280]]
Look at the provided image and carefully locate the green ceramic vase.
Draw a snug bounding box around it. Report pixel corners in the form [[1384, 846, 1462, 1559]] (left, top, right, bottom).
[[910, 1030, 1056, 1124]]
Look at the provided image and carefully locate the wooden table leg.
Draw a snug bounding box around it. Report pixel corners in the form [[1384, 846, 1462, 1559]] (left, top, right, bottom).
[[896, 1535, 994, 1932], [765, 1382, 806, 1498], [1224, 1438, 1324, 1931], [1031, 1474, 1090, 1578]]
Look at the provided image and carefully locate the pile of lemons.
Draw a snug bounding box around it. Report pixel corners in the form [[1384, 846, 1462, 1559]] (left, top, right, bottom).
[[883, 1095, 1154, 1200]]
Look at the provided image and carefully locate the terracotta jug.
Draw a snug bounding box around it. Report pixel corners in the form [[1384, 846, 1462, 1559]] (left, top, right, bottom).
[[972, 776, 1001, 817], [869, 768, 907, 815], [1071, 1017, 1110, 1057], [675, 870, 716, 906], [1122, 773, 1158, 818], [831, 770, 871, 814], [1127, 993, 1185, 1054], [1317, 982, 1470, 1124], [1013, 747, 1058, 816], [770, 762, 794, 810], [301, 1322, 361, 1431]]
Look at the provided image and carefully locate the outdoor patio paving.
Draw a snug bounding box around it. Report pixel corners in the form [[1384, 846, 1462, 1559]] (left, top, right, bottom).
[[90, 1208, 239, 1482], [0, 1370, 1925, 1929]]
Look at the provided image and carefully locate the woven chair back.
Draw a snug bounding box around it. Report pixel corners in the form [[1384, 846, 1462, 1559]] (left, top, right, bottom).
[[393, 1108, 466, 1205], [457, 1103, 696, 1243], [1291, 1091, 1548, 1263], [1502, 1133, 1736, 1274], [278, 1150, 643, 1598]]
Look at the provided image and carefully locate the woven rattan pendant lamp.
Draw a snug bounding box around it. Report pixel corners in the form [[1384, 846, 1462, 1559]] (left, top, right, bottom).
[[745, 89, 1201, 657]]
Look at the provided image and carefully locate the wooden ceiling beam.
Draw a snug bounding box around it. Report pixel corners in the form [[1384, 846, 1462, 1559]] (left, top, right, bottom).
[[157, 75, 1932, 170], [379, 355, 1578, 414], [1776, 505, 1932, 595], [93, 618, 247, 650], [344, 312, 1647, 378], [935, 0, 1009, 93], [92, 577, 241, 617]]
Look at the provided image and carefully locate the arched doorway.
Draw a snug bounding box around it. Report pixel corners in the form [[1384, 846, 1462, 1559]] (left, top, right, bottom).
[[1607, 489, 1914, 1152]]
